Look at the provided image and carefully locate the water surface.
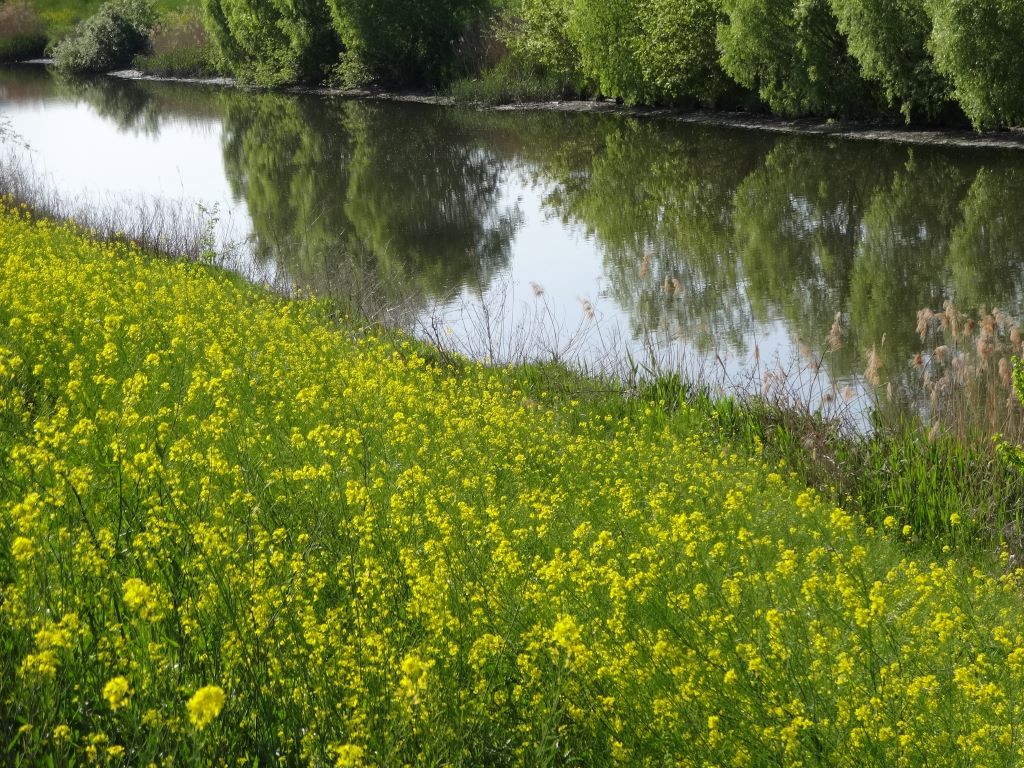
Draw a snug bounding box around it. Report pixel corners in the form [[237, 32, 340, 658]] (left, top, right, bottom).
[[3, 64, 1024, 416]]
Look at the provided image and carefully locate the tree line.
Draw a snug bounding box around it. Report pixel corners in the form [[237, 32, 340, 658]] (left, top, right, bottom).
[[508, 0, 1024, 128], [197, 0, 1023, 128]]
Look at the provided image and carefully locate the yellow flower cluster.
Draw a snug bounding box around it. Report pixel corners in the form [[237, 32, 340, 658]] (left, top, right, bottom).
[[2, 202, 1024, 766], [103, 676, 132, 710], [187, 686, 226, 730]]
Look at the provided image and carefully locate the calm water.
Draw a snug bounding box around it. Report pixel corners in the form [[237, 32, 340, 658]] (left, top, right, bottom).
[[3, 64, 1024, 411]]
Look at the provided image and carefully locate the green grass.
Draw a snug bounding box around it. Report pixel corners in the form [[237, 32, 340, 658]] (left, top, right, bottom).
[[28, 0, 195, 39], [4, 202, 1024, 765], [449, 56, 586, 105]]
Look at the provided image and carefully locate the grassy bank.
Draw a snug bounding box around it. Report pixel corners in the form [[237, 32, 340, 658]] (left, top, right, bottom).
[[3, 202, 1024, 764]]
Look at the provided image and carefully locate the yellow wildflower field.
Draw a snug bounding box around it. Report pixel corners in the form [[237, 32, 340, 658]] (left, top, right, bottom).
[[1, 202, 1024, 766]]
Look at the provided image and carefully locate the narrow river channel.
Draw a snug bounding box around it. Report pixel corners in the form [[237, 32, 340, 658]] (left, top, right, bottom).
[[4, 63, 1024, 424]]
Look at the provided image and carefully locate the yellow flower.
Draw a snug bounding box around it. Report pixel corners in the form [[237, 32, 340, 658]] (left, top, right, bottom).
[[187, 685, 226, 730], [11, 536, 35, 562], [122, 578, 161, 621], [103, 676, 132, 710], [334, 744, 364, 767]]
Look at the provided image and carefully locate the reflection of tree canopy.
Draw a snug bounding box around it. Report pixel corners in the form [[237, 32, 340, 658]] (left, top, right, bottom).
[[522, 118, 775, 352], [514, 120, 1024, 382], [219, 93, 520, 306], [0, 63, 58, 105], [342, 103, 521, 293], [947, 165, 1024, 311], [730, 137, 904, 371], [848, 151, 977, 369], [10, 66, 1024, 388], [7, 68, 232, 136], [54, 73, 161, 135]]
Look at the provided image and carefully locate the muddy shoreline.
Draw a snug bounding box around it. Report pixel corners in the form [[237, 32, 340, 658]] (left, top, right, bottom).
[[17, 61, 1024, 151]]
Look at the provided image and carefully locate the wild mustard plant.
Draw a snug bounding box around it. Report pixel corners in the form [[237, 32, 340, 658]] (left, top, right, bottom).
[[2, 202, 1024, 765]]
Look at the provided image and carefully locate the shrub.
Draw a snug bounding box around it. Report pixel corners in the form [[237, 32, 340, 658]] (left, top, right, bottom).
[[0, 1, 47, 62], [202, 0, 339, 85], [924, 0, 1024, 129], [51, 0, 157, 73], [509, 0, 728, 105], [327, 0, 491, 87], [633, 0, 729, 104], [503, 0, 580, 83], [828, 0, 950, 122], [566, 0, 648, 102], [718, 0, 877, 116]]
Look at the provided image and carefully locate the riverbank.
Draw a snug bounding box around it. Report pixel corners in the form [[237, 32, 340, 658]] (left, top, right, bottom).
[[98, 64, 1024, 151], [4, 202, 1024, 765]]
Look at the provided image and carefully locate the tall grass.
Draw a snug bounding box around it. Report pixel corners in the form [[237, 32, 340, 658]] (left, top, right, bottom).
[[449, 56, 585, 105], [132, 9, 223, 78], [0, 1, 47, 62], [0, 154, 251, 272]]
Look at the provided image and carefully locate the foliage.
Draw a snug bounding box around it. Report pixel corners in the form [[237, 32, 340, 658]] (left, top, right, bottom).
[[508, 0, 727, 104], [202, 0, 339, 85], [503, 0, 580, 82], [632, 0, 729, 104], [828, 0, 950, 122], [924, 0, 1024, 129], [50, 0, 156, 73], [718, 0, 877, 116], [0, 1, 47, 62], [6, 203, 1024, 763], [326, 0, 491, 87], [565, 0, 647, 102]]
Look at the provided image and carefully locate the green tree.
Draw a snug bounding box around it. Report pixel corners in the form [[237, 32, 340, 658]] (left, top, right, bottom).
[[504, 0, 581, 82], [718, 0, 876, 116], [924, 0, 1024, 128], [633, 0, 729, 104], [327, 0, 490, 86], [203, 0, 339, 85], [828, 0, 950, 121], [565, 0, 647, 101]]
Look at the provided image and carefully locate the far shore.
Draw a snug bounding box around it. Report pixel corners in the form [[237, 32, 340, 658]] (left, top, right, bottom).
[[10, 59, 1024, 151]]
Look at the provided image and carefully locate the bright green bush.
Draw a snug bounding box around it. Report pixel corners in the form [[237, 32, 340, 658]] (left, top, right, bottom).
[[829, 0, 949, 121], [924, 0, 1024, 129], [566, 0, 647, 101], [327, 0, 491, 87], [633, 0, 728, 103], [202, 0, 339, 85], [510, 0, 727, 104], [50, 0, 157, 73], [504, 0, 580, 83], [718, 0, 876, 116]]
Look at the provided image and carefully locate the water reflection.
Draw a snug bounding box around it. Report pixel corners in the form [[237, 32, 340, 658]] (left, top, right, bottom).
[[219, 92, 520, 318], [3, 64, 1024, 401]]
